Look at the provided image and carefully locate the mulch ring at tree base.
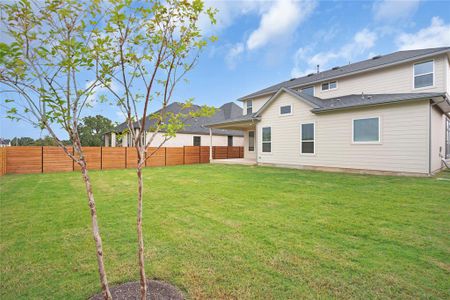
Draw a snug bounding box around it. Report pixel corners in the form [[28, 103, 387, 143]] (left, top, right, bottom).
[[90, 280, 184, 300]]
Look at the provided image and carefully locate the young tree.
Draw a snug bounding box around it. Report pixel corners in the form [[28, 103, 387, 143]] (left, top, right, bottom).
[[79, 115, 115, 146], [96, 0, 216, 298], [1, 1, 113, 298]]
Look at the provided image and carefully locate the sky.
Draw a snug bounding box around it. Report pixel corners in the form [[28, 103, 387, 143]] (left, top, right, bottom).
[[1, 0, 450, 139]]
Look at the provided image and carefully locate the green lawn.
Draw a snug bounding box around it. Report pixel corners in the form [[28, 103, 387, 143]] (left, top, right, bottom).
[[1, 165, 449, 299]]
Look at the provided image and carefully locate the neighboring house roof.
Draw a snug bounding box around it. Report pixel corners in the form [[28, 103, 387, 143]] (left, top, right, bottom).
[[239, 47, 450, 101], [114, 102, 244, 136], [0, 138, 11, 145], [206, 88, 448, 127]]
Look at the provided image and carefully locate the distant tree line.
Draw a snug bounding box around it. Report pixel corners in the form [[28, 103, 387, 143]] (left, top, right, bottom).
[[8, 115, 115, 147]]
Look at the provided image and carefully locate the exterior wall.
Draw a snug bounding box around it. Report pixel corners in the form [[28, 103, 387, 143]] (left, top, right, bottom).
[[242, 94, 271, 115], [243, 130, 257, 160], [118, 132, 243, 147], [256, 92, 430, 174], [242, 54, 449, 107], [445, 55, 450, 94], [310, 55, 448, 99], [430, 104, 447, 173]]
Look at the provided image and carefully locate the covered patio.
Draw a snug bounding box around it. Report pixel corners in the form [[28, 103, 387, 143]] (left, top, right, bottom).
[[206, 114, 259, 163]]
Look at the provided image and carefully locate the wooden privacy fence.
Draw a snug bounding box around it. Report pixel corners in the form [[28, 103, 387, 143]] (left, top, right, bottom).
[[0, 146, 244, 175]]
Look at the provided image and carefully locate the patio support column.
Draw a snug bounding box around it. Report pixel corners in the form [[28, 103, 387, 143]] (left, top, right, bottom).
[[209, 128, 213, 161], [111, 132, 116, 147]]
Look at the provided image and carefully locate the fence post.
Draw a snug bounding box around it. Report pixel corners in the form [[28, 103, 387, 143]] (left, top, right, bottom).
[[183, 146, 185, 164], [164, 147, 167, 166], [125, 147, 128, 169], [41, 146, 44, 173], [198, 146, 201, 163], [100, 147, 103, 170]]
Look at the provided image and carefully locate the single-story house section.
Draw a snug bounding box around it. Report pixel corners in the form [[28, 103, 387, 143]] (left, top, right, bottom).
[[104, 102, 244, 148], [207, 47, 450, 176]]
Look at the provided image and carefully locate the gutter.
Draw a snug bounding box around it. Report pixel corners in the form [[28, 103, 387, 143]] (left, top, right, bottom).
[[311, 95, 445, 114], [239, 49, 450, 101]]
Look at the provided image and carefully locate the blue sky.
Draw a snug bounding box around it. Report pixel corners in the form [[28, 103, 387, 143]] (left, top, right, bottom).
[[1, 0, 450, 139]]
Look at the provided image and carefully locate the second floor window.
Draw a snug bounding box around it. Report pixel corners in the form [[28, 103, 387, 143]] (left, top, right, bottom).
[[321, 81, 337, 91], [246, 100, 253, 115], [299, 86, 314, 96], [414, 61, 433, 89], [280, 105, 292, 115]]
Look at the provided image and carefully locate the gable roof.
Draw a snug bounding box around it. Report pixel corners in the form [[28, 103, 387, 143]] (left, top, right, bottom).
[[114, 102, 244, 136], [255, 87, 322, 117], [206, 89, 448, 127], [239, 47, 450, 101]]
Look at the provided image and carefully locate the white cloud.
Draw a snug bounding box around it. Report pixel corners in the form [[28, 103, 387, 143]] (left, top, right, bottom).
[[373, 0, 420, 22], [198, 0, 269, 35], [246, 0, 316, 50], [225, 42, 244, 69], [291, 28, 377, 77], [396, 17, 450, 50]]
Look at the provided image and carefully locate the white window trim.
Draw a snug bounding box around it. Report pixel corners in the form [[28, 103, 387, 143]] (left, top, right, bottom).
[[300, 122, 316, 155], [412, 60, 435, 90], [261, 126, 272, 154], [321, 80, 338, 92], [248, 131, 255, 152], [279, 104, 293, 116], [352, 116, 382, 144]]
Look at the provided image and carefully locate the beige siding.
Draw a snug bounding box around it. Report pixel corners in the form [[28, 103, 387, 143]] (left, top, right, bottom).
[[243, 95, 271, 115], [312, 55, 447, 99], [257, 92, 430, 174], [430, 105, 447, 173], [121, 132, 243, 147], [445, 55, 450, 94], [244, 54, 448, 106]]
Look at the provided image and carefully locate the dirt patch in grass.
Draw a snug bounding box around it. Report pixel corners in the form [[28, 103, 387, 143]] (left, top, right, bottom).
[[90, 280, 184, 300]]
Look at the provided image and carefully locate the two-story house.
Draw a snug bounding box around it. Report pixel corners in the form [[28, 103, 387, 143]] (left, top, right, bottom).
[[207, 47, 450, 176]]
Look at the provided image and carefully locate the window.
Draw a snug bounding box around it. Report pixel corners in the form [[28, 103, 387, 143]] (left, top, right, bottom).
[[280, 105, 292, 116], [246, 100, 253, 115], [248, 131, 255, 151], [227, 136, 233, 146], [301, 123, 315, 154], [299, 86, 314, 96], [193, 136, 201, 146], [262, 127, 271, 153], [353, 117, 380, 143], [414, 60, 433, 89], [321, 81, 337, 91]]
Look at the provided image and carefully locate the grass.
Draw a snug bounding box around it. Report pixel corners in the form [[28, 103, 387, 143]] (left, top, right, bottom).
[[1, 164, 449, 299]]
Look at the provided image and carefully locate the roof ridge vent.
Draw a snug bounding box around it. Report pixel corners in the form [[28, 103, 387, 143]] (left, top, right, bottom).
[[289, 78, 296, 81], [331, 66, 340, 70], [307, 73, 314, 77], [372, 55, 382, 60]]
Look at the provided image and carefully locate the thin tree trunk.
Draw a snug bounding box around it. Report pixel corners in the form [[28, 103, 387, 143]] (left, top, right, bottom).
[[137, 148, 147, 299], [80, 161, 112, 300]]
